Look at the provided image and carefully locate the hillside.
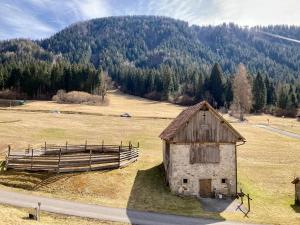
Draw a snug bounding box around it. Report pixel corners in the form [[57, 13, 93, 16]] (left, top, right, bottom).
[[0, 16, 300, 106], [1, 16, 299, 80], [40, 16, 299, 80]]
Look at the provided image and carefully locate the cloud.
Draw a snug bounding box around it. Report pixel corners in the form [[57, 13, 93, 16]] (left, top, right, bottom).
[[71, 0, 112, 20], [0, 1, 55, 40], [0, 0, 112, 40], [210, 0, 300, 26], [0, 0, 300, 40]]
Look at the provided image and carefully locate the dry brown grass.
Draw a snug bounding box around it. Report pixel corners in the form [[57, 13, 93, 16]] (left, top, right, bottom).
[[4, 90, 184, 118], [0, 204, 126, 225], [0, 92, 299, 225]]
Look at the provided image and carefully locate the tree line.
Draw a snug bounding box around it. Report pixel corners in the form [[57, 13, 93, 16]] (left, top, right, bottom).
[[0, 61, 104, 99], [109, 62, 300, 118], [0, 60, 299, 117]]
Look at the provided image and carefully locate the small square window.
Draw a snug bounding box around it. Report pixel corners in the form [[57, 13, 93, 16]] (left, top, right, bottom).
[[221, 178, 227, 184], [183, 178, 188, 184]]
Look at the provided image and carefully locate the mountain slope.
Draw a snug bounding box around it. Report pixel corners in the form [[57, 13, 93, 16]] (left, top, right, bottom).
[[37, 16, 300, 80]]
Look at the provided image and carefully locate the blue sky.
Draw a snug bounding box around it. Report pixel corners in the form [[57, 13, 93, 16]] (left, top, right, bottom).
[[0, 0, 299, 40]]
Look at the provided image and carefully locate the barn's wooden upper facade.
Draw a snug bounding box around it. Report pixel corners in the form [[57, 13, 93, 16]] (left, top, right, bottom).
[[159, 101, 245, 144]]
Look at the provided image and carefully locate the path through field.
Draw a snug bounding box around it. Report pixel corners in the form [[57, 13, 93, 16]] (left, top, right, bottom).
[[0, 189, 259, 225], [255, 124, 300, 140]]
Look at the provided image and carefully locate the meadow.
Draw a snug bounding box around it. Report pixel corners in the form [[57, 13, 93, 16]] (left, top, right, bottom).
[[0, 91, 299, 225]]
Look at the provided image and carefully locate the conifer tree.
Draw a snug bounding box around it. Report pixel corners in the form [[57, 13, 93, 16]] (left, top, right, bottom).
[[277, 87, 288, 110], [209, 63, 224, 107], [252, 72, 266, 112], [224, 78, 233, 108]]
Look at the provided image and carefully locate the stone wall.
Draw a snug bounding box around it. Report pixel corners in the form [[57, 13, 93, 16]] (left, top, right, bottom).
[[168, 143, 236, 197]]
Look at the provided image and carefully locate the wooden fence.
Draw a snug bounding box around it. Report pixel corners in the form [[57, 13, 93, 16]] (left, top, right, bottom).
[[5, 141, 139, 173]]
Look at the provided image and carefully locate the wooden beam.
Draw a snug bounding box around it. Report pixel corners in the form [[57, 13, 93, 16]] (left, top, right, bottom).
[[89, 147, 92, 171], [5, 145, 11, 170], [118, 146, 121, 168], [57, 148, 62, 173], [30, 148, 34, 170]]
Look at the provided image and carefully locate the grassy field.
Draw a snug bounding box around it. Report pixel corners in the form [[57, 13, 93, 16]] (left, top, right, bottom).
[[0, 204, 126, 225], [0, 91, 299, 225]]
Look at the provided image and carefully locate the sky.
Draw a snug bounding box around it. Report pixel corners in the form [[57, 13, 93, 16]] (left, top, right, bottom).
[[0, 0, 300, 40]]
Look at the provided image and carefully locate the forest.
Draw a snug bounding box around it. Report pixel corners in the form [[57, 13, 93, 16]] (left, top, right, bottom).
[[0, 16, 299, 116]]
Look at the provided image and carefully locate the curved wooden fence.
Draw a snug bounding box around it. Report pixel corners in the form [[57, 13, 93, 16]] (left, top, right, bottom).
[[5, 142, 139, 173]]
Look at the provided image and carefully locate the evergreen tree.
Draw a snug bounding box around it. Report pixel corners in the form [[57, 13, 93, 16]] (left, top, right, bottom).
[[277, 87, 288, 109], [264, 76, 276, 105], [195, 73, 204, 101], [224, 78, 233, 108], [209, 63, 224, 107], [252, 72, 266, 112], [161, 66, 172, 100]]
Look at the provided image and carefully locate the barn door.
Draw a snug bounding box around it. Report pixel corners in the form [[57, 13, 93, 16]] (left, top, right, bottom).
[[199, 179, 212, 197]]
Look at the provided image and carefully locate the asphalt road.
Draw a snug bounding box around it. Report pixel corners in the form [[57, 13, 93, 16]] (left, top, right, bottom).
[[255, 124, 300, 140], [0, 189, 259, 225]]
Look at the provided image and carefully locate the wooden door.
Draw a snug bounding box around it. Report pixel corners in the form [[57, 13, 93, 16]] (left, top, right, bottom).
[[199, 179, 212, 197]]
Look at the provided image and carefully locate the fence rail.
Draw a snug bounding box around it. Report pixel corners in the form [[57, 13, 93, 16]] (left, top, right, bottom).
[[5, 141, 139, 173]]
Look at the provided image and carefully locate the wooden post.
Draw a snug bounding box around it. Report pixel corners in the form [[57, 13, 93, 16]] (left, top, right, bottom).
[[129, 141, 132, 160], [246, 194, 252, 216], [37, 202, 41, 221], [58, 148, 62, 173], [137, 142, 140, 148], [118, 146, 121, 168], [5, 145, 11, 170], [85, 140, 87, 151], [120, 141, 122, 153], [30, 148, 34, 170], [65, 141, 68, 152], [89, 147, 92, 171], [102, 140, 104, 152], [44, 141, 47, 152]]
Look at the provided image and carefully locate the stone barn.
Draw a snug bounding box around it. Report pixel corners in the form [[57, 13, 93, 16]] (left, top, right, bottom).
[[292, 177, 300, 205], [159, 101, 245, 198]]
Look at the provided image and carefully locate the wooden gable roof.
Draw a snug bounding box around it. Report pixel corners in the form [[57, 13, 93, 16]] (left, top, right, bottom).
[[159, 101, 245, 143]]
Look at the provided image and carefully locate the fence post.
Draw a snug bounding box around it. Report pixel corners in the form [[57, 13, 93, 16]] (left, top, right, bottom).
[[118, 146, 121, 168], [129, 141, 132, 160], [30, 148, 34, 170], [66, 141, 68, 152], [5, 145, 11, 170], [44, 141, 47, 152], [102, 140, 104, 152], [137, 142, 140, 148], [57, 148, 62, 173], [37, 202, 41, 221], [85, 140, 87, 151], [89, 147, 92, 171]]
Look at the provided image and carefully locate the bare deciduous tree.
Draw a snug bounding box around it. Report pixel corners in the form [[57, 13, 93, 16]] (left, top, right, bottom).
[[99, 70, 107, 102], [231, 64, 252, 121]]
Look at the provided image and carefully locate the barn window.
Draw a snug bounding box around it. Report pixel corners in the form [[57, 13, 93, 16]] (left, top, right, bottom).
[[221, 178, 227, 184], [183, 178, 189, 184], [190, 144, 220, 164]]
